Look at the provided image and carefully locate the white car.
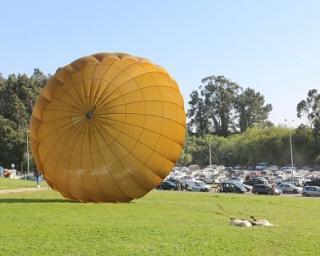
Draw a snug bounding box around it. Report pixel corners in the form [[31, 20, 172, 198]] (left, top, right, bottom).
[[278, 183, 302, 194], [185, 180, 211, 192], [197, 174, 215, 184], [177, 175, 193, 185]]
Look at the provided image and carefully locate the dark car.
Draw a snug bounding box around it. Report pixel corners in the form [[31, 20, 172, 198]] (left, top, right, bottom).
[[244, 177, 268, 186], [166, 177, 179, 185], [252, 184, 281, 195], [219, 182, 247, 193], [304, 180, 320, 187], [157, 181, 177, 190]]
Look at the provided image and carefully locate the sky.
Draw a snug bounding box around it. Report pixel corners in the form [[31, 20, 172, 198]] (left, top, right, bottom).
[[1, 0, 319, 126]]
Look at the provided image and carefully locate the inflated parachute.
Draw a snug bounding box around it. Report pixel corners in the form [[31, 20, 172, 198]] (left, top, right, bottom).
[[30, 53, 186, 202]]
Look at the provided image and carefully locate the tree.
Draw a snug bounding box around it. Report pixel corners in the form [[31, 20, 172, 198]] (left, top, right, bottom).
[[182, 126, 319, 167], [202, 75, 240, 137], [187, 90, 210, 136], [235, 87, 272, 132], [297, 89, 320, 143], [0, 73, 4, 87], [0, 115, 25, 167], [0, 69, 48, 170], [188, 75, 272, 136]]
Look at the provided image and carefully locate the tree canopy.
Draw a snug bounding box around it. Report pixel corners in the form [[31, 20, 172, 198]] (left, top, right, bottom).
[[0, 69, 47, 170], [235, 88, 272, 133], [178, 126, 318, 167], [188, 75, 272, 136], [297, 89, 320, 143]]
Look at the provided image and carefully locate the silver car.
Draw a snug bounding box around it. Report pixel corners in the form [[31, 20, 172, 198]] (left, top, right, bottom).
[[278, 183, 302, 194], [302, 186, 320, 197]]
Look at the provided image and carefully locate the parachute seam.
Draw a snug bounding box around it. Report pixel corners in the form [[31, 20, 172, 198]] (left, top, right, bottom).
[[94, 117, 176, 175]]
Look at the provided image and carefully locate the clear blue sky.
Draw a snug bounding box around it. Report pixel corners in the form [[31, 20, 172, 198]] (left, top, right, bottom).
[[1, 0, 319, 125]]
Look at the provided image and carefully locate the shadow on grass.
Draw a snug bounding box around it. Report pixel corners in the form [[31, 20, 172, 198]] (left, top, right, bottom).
[[0, 198, 76, 203], [0, 198, 133, 204]]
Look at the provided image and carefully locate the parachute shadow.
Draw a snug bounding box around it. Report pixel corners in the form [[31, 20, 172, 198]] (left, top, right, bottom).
[[0, 198, 76, 203]]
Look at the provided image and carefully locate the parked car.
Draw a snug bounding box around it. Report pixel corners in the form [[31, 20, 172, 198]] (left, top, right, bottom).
[[219, 182, 247, 193], [292, 177, 304, 187], [157, 181, 177, 190], [302, 186, 320, 197], [255, 162, 269, 170], [185, 180, 211, 192], [252, 184, 281, 195], [281, 166, 296, 174], [177, 175, 193, 186], [241, 183, 253, 192], [166, 177, 179, 185], [275, 176, 284, 184], [278, 183, 302, 194], [244, 177, 268, 186], [198, 174, 215, 184], [229, 177, 244, 183], [231, 181, 252, 192], [304, 180, 320, 187]]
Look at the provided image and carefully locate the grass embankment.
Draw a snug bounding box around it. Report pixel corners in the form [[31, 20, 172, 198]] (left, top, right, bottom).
[[0, 178, 47, 190], [0, 190, 319, 256]]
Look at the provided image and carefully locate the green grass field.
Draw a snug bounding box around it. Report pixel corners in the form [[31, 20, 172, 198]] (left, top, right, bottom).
[[0, 177, 47, 189], [0, 189, 319, 256]]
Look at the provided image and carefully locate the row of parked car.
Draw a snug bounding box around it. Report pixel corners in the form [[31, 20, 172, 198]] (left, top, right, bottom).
[[221, 177, 320, 196], [219, 182, 282, 195], [157, 176, 320, 197], [157, 179, 211, 192]]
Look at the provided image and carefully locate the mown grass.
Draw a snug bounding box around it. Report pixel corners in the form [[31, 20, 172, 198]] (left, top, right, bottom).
[[0, 190, 319, 256], [0, 177, 47, 189]]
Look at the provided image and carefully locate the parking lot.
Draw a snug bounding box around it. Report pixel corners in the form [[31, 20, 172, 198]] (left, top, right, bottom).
[[157, 165, 320, 198]]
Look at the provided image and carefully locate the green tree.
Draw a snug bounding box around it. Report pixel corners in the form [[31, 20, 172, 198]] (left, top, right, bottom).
[[202, 75, 240, 137], [187, 90, 210, 136], [188, 76, 272, 137], [182, 126, 318, 167], [297, 89, 320, 143], [235, 87, 272, 132], [0, 115, 25, 167], [0, 69, 47, 170]]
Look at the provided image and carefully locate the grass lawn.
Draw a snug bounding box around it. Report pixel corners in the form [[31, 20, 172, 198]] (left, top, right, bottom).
[[0, 178, 48, 190], [0, 190, 319, 256]]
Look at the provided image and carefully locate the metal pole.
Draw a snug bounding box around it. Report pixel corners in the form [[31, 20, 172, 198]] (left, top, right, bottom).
[[209, 141, 212, 166], [285, 119, 294, 183], [289, 124, 294, 182], [26, 125, 30, 176]]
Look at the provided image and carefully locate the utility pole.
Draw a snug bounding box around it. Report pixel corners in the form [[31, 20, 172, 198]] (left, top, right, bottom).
[[209, 141, 212, 166], [285, 119, 294, 182], [26, 122, 30, 176]]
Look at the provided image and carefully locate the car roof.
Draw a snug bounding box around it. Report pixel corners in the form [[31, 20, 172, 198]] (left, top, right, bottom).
[[253, 184, 270, 187], [224, 182, 245, 186]]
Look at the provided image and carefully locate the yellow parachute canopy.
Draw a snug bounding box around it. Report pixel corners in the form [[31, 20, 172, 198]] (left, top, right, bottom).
[[30, 53, 186, 202]]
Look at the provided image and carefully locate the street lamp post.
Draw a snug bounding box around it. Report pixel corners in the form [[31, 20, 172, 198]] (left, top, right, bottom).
[[205, 135, 213, 166], [284, 119, 294, 182], [26, 128, 30, 175], [25, 122, 30, 177], [209, 141, 212, 166]]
